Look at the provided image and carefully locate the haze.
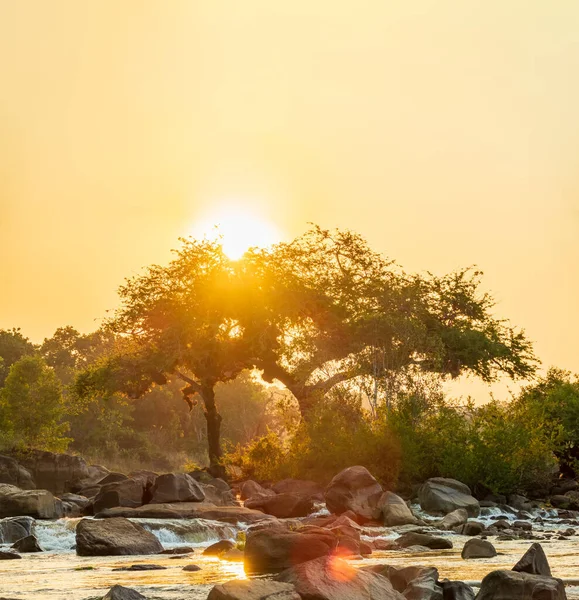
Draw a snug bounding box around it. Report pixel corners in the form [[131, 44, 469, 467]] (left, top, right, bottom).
[[1, 1, 578, 398]]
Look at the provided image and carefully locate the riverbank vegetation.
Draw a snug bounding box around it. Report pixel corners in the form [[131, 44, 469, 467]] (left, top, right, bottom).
[[0, 227, 577, 493]]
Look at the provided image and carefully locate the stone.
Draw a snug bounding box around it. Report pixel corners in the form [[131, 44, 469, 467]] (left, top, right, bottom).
[[222, 548, 244, 561], [512, 542, 551, 576], [102, 585, 146, 600], [396, 532, 453, 550], [239, 480, 273, 501], [112, 564, 166, 571], [364, 565, 442, 600], [203, 539, 235, 556], [271, 479, 324, 500], [378, 491, 418, 526], [439, 508, 468, 530], [0, 550, 21, 560], [0, 484, 58, 519], [59, 493, 90, 511], [461, 539, 497, 559], [460, 521, 484, 536], [93, 479, 145, 514], [201, 482, 237, 506], [11, 534, 42, 552], [0, 516, 33, 543], [245, 493, 314, 518], [440, 581, 475, 600], [149, 473, 205, 504], [182, 564, 202, 571], [244, 528, 336, 574], [276, 555, 405, 600], [0, 455, 35, 489], [508, 494, 533, 512], [476, 570, 566, 600], [75, 517, 163, 556], [418, 479, 480, 517], [324, 466, 383, 520], [98, 472, 129, 486], [160, 546, 196, 554], [208, 580, 300, 600]]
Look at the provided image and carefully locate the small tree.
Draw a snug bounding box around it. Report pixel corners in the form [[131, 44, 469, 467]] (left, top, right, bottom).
[[0, 328, 36, 386]]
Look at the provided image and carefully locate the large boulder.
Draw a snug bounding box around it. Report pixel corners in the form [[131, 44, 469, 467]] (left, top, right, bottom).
[[461, 538, 496, 559], [244, 528, 336, 574], [93, 479, 145, 514], [10, 450, 89, 495], [364, 565, 441, 600], [396, 532, 453, 550], [440, 581, 474, 600], [208, 580, 300, 600], [245, 493, 314, 518], [0, 484, 58, 519], [11, 534, 42, 552], [272, 479, 324, 500], [75, 517, 163, 556], [201, 482, 237, 507], [439, 508, 469, 531], [149, 473, 205, 504], [239, 480, 274, 501], [418, 479, 480, 517], [0, 455, 35, 489], [476, 570, 566, 600], [512, 543, 551, 576], [276, 555, 405, 600], [0, 516, 34, 543], [377, 492, 418, 526], [324, 466, 383, 520]]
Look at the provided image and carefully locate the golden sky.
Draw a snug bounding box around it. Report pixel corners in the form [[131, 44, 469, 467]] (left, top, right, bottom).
[[1, 1, 578, 398]]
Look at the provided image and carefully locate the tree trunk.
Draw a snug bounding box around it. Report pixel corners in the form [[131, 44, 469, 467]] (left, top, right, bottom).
[[200, 383, 225, 479]]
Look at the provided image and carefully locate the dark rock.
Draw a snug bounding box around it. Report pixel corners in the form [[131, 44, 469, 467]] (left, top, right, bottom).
[[508, 494, 533, 512], [461, 538, 496, 559], [440, 580, 475, 600], [208, 580, 300, 600], [11, 534, 42, 552], [203, 539, 235, 556], [476, 570, 566, 600], [239, 480, 273, 501], [418, 479, 480, 517], [439, 509, 468, 530], [0, 455, 35, 489], [460, 522, 484, 536], [364, 564, 441, 600], [102, 585, 146, 600], [75, 517, 163, 556], [128, 470, 158, 488], [514, 520, 532, 531], [93, 479, 145, 514], [244, 528, 336, 574], [0, 550, 20, 560], [0, 484, 58, 519], [272, 479, 324, 500], [98, 473, 129, 486], [59, 493, 90, 511], [324, 466, 383, 520], [245, 493, 314, 518], [182, 564, 202, 571], [201, 482, 237, 507], [512, 542, 551, 576], [149, 473, 205, 504], [0, 516, 33, 543], [378, 491, 418, 526], [396, 532, 453, 550], [160, 546, 196, 554], [112, 564, 167, 571]]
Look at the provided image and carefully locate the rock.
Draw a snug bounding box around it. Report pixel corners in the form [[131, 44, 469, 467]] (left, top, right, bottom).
[[60, 493, 90, 511], [75, 517, 163, 556], [372, 539, 400, 550], [128, 470, 158, 487], [70, 465, 110, 492], [440, 581, 475, 600], [364, 565, 441, 600], [324, 466, 383, 520], [98, 472, 129, 485], [112, 564, 166, 571], [93, 479, 145, 514], [0, 455, 35, 489], [272, 479, 324, 500], [378, 491, 418, 526], [461, 539, 497, 559], [11, 534, 42, 552], [149, 473, 205, 504], [245, 493, 314, 518], [244, 528, 336, 574], [102, 585, 146, 600], [418, 479, 480, 517], [439, 508, 468, 530], [460, 522, 484, 536], [512, 542, 551, 576], [201, 482, 237, 507], [208, 580, 300, 600], [203, 539, 236, 556], [0, 516, 33, 543], [396, 532, 453, 550], [222, 548, 244, 561], [0, 484, 58, 519], [160, 546, 196, 554], [550, 495, 575, 509], [239, 480, 273, 501], [276, 555, 405, 600], [552, 479, 579, 495], [476, 570, 566, 600], [182, 564, 202, 571], [508, 494, 533, 512], [0, 550, 21, 559]]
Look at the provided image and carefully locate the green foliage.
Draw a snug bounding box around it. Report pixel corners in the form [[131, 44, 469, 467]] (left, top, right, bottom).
[[0, 328, 36, 386], [0, 355, 71, 452]]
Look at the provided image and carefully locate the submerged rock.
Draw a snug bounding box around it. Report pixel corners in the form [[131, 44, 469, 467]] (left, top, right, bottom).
[[112, 564, 166, 571], [182, 564, 202, 571]]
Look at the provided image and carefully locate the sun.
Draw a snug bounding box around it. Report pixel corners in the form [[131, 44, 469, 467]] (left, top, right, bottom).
[[190, 205, 281, 260]]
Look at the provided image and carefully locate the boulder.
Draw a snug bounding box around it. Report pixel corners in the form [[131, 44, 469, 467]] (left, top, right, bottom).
[[460, 521, 484, 536], [378, 492, 418, 527], [70, 464, 110, 492], [439, 508, 469, 531], [101, 585, 146, 600], [244, 528, 336, 574], [276, 555, 405, 600], [75, 517, 163, 556], [364, 565, 441, 600], [183, 564, 202, 571], [0, 516, 34, 543], [239, 480, 273, 501], [201, 483, 237, 507], [512, 542, 551, 576], [0, 550, 21, 559], [98, 473, 129, 486], [203, 539, 236, 556], [476, 570, 566, 600], [59, 493, 90, 511], [440, 581, 475, 600], [396, 532, 453, 550], [0, 484, 58, 519], [461, 539, 497, 559], [508, 494, 533, 512], [128, 470, 158, 488], [93, 479, 145, 514], [149, 473, 205, 504], [11, 534, 42, 552], [418, 479, 480, 517], [245, 493, 314, 518], [0, 455, 35, 489], [272, 479, 324, 500], [208, 580, 300, 600], [324, 466, 383, 520]]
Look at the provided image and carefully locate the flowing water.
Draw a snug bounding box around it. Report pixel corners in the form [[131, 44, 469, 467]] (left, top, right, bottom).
[[1, 508, 578, 599]]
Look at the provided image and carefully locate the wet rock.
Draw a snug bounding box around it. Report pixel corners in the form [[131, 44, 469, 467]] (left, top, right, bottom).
[[203, 539, 236, 556], [75, 517, 163, 556], [440, 580, 475, 600], [0, 484, 58, 519], [324, 466, 383, 520], [272, 479, 324, 500], [245, 493, 314, 518], [378, 491, 418, 526], [396, 532, 453, 550], [461, 539, 497, 559], [244, 528, 336, 574], [0, 455, 35, 489], [439, 508, 468, 530], [209, 580, 300, 600], [372, 539, 400, 550], [239, 480, 273, 501], [512, 542, 551, 576], [93, 479, 145, 514], [276, 555, 404, 600], [11, 534, 42, 552], [101, 585, 146, 600], [460, 521, 484, 536], [418, 478, 480, 517], [0, 550, 20, 559], [183, 564, 202, 571], [112, 564, 166, 571], [0, 516, 33, 543], [476, 570, 566, 600], [222, 548, 244, 561], [149, 473, 205, 504], [508, 494, 533, 512], [514, 520, 532, 531], [160, 546, 196, 554]]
